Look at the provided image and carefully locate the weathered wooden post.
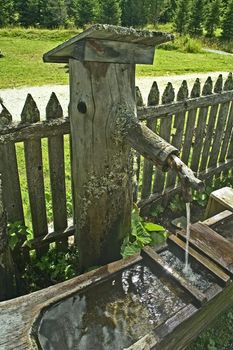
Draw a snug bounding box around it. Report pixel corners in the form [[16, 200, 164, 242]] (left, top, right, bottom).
[[0, 175, 17, 301], [44, 25, 202, 270], [43, 25, 171, 270]]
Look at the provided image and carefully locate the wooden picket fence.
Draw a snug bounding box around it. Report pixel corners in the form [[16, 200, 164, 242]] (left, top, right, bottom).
[[0, 72, 232, 259]]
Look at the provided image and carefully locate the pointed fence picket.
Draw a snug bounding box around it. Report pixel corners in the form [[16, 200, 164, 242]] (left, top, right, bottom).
[[0, 73, 232, 261]]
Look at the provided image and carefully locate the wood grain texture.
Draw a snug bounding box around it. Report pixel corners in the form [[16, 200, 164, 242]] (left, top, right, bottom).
[[46, 93, 67, 250], [21, 94, 48, 256], [153, 83, 175, 194], [181, 78, 200, 165], [141, 82, 159, 199], [166, 80, 189, 188], [43, 24, 172, 63], [199, 75, 222, 172], [0, 177, 17, 301], [137, 90, 233, 121], [191, 77, 213, 173], [202, 210, 233, 226], [178, 222, 233, 275], [0, 104, 24, 223], [73, 39, 156, 64], [208, 76, 233, 169], [69, 60, 134, 270]]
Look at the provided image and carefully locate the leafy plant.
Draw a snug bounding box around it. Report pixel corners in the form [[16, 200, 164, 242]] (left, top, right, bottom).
[[121, 206, 167, 258], [169, 194, 186, 213], [22, 246, 79, 292], [150, 204, 165, 218], [7, 221, 32, 250]]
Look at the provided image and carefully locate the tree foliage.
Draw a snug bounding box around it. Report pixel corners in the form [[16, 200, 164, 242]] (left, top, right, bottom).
[[0, 0, 16, 27], [188, 0, 204, 36], [221, 0, 233, 40], [174, 0, 190, 34], [121, 0, 149, 27], [75, 0, 99, 28], [0, 0, 232, 39], [205, 0, 221, 37], [99, 0, 121, 25]]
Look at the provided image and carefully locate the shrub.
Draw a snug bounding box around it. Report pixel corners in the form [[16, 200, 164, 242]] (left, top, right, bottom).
[[159, 35, 202, 53]]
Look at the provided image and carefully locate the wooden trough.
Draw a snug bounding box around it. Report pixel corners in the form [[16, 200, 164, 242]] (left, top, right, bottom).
[[1, 25, 232, 349], [1, 208, 233, 350]]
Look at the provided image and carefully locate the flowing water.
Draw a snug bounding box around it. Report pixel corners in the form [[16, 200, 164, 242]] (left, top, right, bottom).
[[160, 250, 218, 292], [37, 262, 188, 350]]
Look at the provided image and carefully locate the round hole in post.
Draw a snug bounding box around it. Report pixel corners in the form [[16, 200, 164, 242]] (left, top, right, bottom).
[[77, 101, 87, 114]]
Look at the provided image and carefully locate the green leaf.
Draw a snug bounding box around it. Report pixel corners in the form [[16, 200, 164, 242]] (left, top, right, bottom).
[[144, 222, 165, 232], [8, 233, 19, 250], [151, 231, 168, 246], [121, 242, 140, 258]]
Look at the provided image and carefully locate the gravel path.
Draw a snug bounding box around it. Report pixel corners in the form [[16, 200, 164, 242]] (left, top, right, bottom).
[[0, 71, 230, 121]]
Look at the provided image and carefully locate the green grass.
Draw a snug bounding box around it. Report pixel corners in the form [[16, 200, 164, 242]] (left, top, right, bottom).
[[137, 50, 233, 77], [188, 306, 233, 349], [0, 28, 233, 89], [15, 136, 72, 229]]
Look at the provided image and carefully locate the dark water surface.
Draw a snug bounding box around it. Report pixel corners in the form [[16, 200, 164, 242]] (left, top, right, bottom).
[[38, 262, 188, 350]]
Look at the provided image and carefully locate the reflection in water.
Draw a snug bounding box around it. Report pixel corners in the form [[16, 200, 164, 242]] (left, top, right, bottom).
[[38, 263, 187, 350]]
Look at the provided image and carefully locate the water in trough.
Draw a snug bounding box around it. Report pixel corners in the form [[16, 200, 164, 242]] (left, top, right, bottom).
[[37, 262, 189, 350]]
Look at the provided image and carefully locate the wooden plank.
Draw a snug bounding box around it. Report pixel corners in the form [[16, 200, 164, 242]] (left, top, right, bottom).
[[208, 75, 233, 170], [43, 24, 172, 63], [0, 176, 17, 301], [141, 82, 159, 199], [142, 246, 207, 307], [154, 283, 233, 349], [191, 77, 213, 173], [205, 187, 233, 219], [0, 105, 24, 223], [137, 90, 233, 121], [153, 83, 175, 194], [21, 94, 48, 256], [219, 99, 233, 163], [0, 118, 70, 144], [124, 333, 158, 350], [166, 81, 189, 188], [73, 39, 156, 64], [25, 225, 75, 250], [199, 75, 223, 172], [134, 87, 143, 202], [168, 235, 230, 287], [178, 222, 233, 275], [46, 93, 67, 250], [202, 210, 233, 226], [69, 60, 133, 271], [181, 78, 200, 165]]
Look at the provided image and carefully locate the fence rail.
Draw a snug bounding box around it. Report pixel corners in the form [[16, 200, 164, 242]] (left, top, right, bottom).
[[0, 72, 232, 259]]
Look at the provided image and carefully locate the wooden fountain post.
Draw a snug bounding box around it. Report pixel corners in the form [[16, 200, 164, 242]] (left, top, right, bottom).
[[43, 25, 175, 270]]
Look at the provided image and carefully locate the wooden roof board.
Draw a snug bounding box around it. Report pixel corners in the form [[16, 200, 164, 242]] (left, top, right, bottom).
[[43, 24, 173, 64]]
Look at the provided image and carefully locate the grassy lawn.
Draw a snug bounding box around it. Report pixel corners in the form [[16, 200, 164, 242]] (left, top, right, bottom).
[[0, 28, 233, 89]]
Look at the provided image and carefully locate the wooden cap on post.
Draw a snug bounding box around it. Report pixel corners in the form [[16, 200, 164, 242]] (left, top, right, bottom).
[[43, 24, 173, 65]]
